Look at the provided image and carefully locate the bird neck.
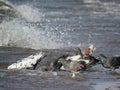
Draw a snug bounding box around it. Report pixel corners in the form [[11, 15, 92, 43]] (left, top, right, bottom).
[[98, 56, 110, 68], [99, 56, 106, 63]]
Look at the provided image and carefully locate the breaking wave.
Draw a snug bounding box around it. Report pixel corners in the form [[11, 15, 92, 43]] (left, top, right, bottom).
[[0, 0, 120, 50], [0, 0, 66, 49]]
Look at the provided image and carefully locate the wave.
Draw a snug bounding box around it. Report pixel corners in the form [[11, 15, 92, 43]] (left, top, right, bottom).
[[0, 0, 17, 22], [0, 0, 119, 50], [0, 0, 66, 49], [16, 5, 45, 22], [0, 19, 66, 49]]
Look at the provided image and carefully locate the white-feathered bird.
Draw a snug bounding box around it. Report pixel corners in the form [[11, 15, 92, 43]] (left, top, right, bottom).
[[8, 52, 45, 70]]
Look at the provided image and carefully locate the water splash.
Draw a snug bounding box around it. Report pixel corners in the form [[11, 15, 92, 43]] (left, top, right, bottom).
[[0, 0, 119, 51], [0, 19, 65, 49], [0, 0, 66, 49], [16, 5, 44, 22]]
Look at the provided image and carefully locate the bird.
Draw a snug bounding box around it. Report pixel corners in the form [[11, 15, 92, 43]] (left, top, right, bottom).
[[83, 55, 99, 67], [97, 54, 120, 71], [51, 55, 70, 71], [8, 52, 45, 70], [53, 45, 97, 73], [69, 44, 98, 67], [69, 61, 86, 78], [73, 44, 96, 59], [51, 55, 86, 78], [81, 44, 96, 56]]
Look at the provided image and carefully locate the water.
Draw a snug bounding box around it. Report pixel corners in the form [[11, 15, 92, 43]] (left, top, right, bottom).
[[0, 0, 120, 90], [0, 0, 119, 55]]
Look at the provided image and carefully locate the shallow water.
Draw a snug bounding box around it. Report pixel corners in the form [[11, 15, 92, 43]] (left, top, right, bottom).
[[0, 47, 120, 90], [0, 0, 120, 90]]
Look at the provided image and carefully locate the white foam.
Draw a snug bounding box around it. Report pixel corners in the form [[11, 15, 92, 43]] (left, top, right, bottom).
[[83, 0, 100, 3], [16, 5, 44, 22]]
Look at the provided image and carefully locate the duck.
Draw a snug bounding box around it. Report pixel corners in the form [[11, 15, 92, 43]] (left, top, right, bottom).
[[69, 44, 96, 62], [51, 45, 97, 72], [75, 44, 96, 56], [69, 61, 86, 78], [73, 44, 98, 67], [97, 54, 120, 71], [51, 55, 86, 78], [51, 55, 71, 71], [7, 52, 46, 70]]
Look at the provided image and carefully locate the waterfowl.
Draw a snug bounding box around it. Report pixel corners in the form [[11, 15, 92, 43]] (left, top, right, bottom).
[[69, 61, 86, 78], [97, 54, 120, 71], [71, 44, 96, 61], [84, 55, 99, 67], [73, 45, 98, 67], [51, 55, 70, 71], [8, 52, 45, 70], [52, 45, 97, 73], [51, 55, 86, 78], [81, 44, 96, 56]]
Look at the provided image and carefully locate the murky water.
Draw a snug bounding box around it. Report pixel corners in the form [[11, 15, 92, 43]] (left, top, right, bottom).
[[0, 0, 120, 90]]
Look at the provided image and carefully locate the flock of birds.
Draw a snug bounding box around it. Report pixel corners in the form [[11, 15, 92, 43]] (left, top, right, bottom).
[[0, 0, 119, 78], [8, 45, 120, 78]]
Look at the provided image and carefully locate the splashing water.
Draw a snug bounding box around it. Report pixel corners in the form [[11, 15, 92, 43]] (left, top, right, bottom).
[[0, 0, 95, 49], [0, 0, 120, 54], [0, 19, 66, 49], [0, 1, 66, 49], [16, 5, 44, 22]]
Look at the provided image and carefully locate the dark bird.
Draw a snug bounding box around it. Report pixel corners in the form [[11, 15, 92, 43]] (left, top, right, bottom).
[[51, 55, 86, 78], [97, 54, 120, 71], [74, 46, 99, 67]]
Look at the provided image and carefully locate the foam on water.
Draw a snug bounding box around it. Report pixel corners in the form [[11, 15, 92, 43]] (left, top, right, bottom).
[[16, 5, 44, 22], [84, 0, 100, 3], [0, 0, 70, 49], [0, 0, 120, 52], [0, 19, 65, 49]]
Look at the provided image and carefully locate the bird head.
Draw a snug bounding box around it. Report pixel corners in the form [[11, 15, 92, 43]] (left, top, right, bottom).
[[81, 44, 96, 56], [97, 54, 107, 63]]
